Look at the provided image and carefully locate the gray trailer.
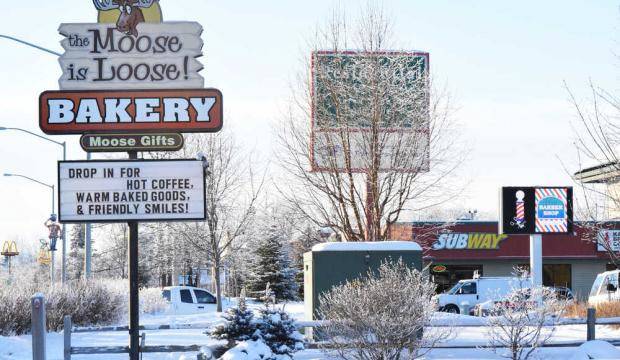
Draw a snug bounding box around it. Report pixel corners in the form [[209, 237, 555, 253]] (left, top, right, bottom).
[[303, 241, 423, 322]]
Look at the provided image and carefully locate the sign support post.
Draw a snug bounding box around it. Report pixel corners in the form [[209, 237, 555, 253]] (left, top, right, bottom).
[[529, 234, 542, 288], [127, 151, 139, 360]]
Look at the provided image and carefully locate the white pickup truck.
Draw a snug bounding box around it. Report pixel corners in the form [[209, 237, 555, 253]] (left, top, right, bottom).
[[162, 286, 217, 314]]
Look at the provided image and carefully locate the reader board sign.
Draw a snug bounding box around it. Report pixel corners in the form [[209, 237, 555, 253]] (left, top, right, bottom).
[[499, 187, 573, 235], [58, 159, 206, 223], [39, 89, 222, 135], [597, 230, 620, 252]]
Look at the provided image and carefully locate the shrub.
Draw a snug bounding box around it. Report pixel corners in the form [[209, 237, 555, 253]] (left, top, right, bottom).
[[0, 267, 127, 335], [253, 304, 304, 358], [318, 259, 446, 360], [485, 286, 568, 360], [566, 301, 620, 329], [45, 280, 126, 331], [210, 295, 256, 345], [139, 287, 169, 315], [0, 282, 36, 336]]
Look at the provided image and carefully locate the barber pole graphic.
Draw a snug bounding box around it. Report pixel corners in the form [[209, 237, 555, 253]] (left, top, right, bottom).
[[535, 188, 568, 233], [514, 190, 526, 229]]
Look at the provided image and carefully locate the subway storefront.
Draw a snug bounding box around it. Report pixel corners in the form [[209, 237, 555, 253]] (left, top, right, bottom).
[[389, 221, 618, 299]]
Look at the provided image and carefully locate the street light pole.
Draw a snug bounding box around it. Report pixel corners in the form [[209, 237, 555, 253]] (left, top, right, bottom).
[[3, 173, 56, 282], [1, 35, 88, 282], [0, 127, 67, 283]]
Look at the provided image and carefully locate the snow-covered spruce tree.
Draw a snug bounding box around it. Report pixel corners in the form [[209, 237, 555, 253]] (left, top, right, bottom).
[[253, 300, 304, 358], [68, 224, 85, 280], [246, 223, 298, 301], [209, 290, 256, 346], [319, 259, 448, 360], [290, 224, 324, 297]]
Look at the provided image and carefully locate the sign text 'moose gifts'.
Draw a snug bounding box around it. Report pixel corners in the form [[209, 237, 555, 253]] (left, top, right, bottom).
[[58, 160, 206, 223]]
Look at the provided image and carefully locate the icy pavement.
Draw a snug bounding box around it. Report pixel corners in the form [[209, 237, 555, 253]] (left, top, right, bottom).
[[1, 301, 619, 360]]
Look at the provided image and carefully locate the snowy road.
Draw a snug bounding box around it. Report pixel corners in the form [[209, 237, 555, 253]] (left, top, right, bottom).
[[1, 302, 619, 360]]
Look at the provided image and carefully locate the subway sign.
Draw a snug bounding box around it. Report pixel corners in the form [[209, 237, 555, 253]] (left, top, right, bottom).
[[432, 233, 508, 250]]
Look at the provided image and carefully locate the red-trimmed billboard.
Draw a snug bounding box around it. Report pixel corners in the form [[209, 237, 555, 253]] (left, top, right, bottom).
[[310, 50, 430, 173]]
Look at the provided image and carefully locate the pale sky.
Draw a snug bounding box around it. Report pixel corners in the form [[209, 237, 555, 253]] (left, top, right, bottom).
[[0, 1, 618, 253]]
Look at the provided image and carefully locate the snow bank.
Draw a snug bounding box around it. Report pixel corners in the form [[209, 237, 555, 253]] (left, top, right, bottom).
[[222, 340, 273, 360], [569, 340, 620, 360], [312, 241, 422, 252]]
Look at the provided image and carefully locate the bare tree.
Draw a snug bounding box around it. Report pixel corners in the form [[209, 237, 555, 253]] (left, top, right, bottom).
[[170, 133, 264, 312], [485, 286, 568, 360], [569, 81, 620, 266], [93, 223, 128, 278], [318, 259, 449, 360], [277, 5, 464, 241]]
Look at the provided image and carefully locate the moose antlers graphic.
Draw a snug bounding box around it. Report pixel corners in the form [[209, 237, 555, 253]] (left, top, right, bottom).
[[93, 0, 158, 37]]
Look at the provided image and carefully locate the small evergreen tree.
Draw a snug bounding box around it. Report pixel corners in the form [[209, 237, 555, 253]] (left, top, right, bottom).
[[68, 224, 85, 280], [253, 300, 304, 358], [290, 225, 324, 297], [209, 290, 256, 345], [247, 224, 298, 301]]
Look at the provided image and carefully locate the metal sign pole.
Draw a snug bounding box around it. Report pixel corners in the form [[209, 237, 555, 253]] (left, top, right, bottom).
[[85, 153, 92, 279], [529, 234, 542, 287], [127, 150, 140, 360], [530, 234, 543, 304]]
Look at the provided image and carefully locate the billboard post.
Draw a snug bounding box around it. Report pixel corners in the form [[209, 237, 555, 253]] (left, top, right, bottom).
[[41, 2, 221, 358], [530, 234, 542, 288]]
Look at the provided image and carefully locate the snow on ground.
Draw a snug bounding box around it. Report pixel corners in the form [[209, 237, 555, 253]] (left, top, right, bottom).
[[1, 301, 619, 360]]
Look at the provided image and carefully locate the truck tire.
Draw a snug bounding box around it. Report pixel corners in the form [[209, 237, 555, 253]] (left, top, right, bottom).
[[443, 304, 460, 314]]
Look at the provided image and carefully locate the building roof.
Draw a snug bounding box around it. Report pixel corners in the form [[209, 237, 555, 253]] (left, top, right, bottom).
[[312, 241, 422, 252], [574, 161, 620, 184]]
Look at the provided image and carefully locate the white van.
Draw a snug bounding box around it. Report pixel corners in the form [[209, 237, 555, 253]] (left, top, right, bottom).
[[588, 270, 620, 305], [437, 277, 532, 314]]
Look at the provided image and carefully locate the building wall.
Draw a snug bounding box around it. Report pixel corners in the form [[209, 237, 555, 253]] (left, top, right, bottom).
[[571, 260, 608, 299], [428, 259, 607, 300]]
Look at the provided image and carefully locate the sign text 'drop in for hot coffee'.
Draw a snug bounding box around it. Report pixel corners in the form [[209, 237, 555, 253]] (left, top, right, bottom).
[[58, 160, 206, 223], [39, 89, 222, 134]]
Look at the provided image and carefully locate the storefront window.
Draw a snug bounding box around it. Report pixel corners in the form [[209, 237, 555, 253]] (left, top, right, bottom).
[[431, 265, 483, 293], [518, 264, 572, 290]]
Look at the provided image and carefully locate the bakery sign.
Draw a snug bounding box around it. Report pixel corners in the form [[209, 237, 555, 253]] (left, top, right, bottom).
[[39, 89, 222, 134], [432, 233, 508, 250]]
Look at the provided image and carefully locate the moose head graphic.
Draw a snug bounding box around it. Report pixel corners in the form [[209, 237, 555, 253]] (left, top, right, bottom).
[[93, 0, 158, 37]]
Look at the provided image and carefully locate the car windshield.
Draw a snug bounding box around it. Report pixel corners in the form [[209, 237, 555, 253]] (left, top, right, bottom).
[[590, 274, 606, 297], [447, 282, 463, 295]]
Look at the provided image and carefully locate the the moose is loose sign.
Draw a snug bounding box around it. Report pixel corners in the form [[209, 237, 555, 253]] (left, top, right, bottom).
[[58, 9, 203, 90]]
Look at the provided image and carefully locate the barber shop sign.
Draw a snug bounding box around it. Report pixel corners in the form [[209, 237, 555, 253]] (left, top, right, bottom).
[[500, 187, 573, 235]]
